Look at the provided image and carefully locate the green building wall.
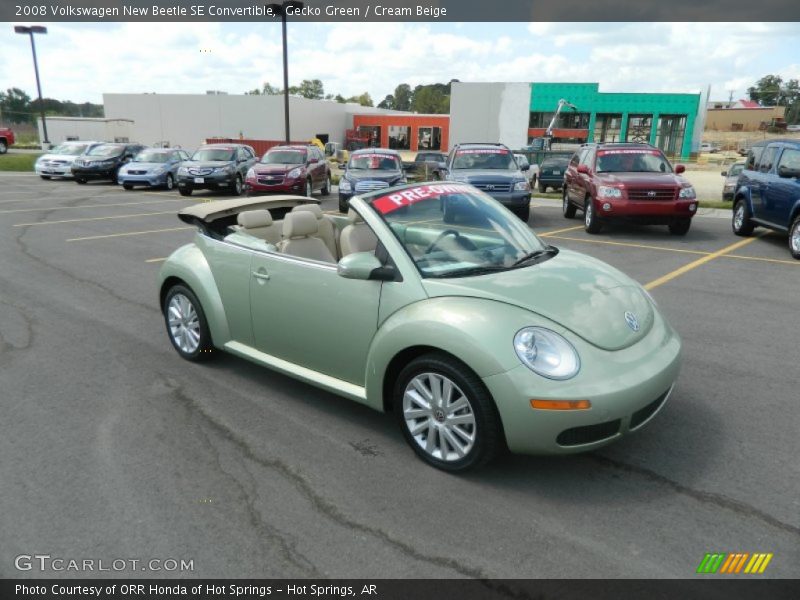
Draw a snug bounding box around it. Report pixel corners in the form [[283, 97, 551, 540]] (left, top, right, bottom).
[[529, 83, 701, 158]]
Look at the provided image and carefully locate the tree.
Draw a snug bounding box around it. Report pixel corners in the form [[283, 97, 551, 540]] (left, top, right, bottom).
[[0, 87, 33, 123], [748, 75, 783, 106], [245, 82, 282, 95], [295, 79, 325, 100], [348, 92, 373, 107], [393, 84, 412, 111], [377, 94, 395, 109], [410, 85, 449, 114]]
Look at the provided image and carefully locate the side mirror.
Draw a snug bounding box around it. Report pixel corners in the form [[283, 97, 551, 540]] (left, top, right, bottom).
[[521, 163, 530, 171], [338, 252, 394, 281], [577, 164, 590, 175], [675, 164, 686, 174], [721, 171, 727, 176], [778, 165, 800, 179]]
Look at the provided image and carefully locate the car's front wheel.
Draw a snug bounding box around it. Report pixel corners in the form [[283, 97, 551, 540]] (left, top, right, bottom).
[[0, 140, 7, 154], [732, 198, 755, 236], [232, 175, 243, 196], [122, 183, 134, 190], [789, 215, 800, 260], [165, 173, 175, 190], [305, 178, 313, 198], [669, 219, 692, 236], [163, 284, 213, 361], [584, 197, 602, 234], [321, 173, 331, 196], [562, 188, 576, 218], [394, 353, 502, 472], [179, 187, 192, 197], [513, 202, 530, 223], [40, 175, 51, 180], [75, 177, 87, 184]]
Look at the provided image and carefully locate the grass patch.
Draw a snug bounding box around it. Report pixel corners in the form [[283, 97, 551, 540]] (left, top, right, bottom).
[[0, 153, 40, 172], [698, 200, 732, 210]]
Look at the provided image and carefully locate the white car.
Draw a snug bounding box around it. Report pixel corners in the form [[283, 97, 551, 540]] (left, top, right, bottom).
[[787, 124, 800, 132], [35, 141, 104, 179]]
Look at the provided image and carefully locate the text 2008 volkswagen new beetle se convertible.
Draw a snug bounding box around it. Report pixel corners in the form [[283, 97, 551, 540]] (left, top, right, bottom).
[[159, 183, 681, 471]]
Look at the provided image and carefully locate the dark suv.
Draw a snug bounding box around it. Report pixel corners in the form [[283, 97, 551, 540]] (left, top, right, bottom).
[[71, 143, 144, 184], [338, 148, 406, 212], [443, 143, 532, 221], [563, 142, 697, 235], [177, 143, 257, 196], [732, 139, 800, 259]]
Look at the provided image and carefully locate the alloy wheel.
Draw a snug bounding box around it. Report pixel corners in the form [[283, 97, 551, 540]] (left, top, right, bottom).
[[734, 205, 744, 231], [167, 294, 201, 354], [402, 372, 476, 462], [585, 203, 593, 227], [792, 221, 800, 254]]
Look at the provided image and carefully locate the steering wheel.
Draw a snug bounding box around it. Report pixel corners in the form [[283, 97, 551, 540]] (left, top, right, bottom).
[[424, 229, 478, 255]]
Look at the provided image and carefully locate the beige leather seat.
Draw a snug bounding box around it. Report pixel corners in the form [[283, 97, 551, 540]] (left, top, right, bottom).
[[236, 210, 282, 245], [277, 211, 336, 263], [291, 204, 338, 258], [340, 209, 378, 256]]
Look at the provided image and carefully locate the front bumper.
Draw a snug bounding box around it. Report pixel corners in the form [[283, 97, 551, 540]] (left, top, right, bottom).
[[177, 173, 234, 190], [485, 191, 531, 207], [483, 311, 682, 455], [36, 163, 74, 177], [593, 197, 697, 223], [246, 176, 304, 195], [118, 172, 167, 187], [71, 166, 118, 180]]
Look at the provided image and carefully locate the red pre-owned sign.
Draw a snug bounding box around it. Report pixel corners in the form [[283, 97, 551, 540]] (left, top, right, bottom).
[[372, 183, 473, 214]]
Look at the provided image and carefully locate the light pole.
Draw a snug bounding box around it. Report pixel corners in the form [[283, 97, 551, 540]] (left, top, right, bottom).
[[14, 25, 49, 146], [268, 1, 303, 144]]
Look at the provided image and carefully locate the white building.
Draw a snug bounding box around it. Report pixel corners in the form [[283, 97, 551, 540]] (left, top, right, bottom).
[[37, 116, 134, 145]]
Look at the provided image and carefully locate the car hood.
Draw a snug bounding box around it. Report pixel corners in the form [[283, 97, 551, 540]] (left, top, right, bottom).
[[595, 172, 688, 187], [183, 160, 234, 169], [451, 169, 524, 181], [123, 161, 169, 170], [421, 248, 654, 351], [344, 170, 403, 182], [38, 153, 81, 162], [253, 164, 303, 174]]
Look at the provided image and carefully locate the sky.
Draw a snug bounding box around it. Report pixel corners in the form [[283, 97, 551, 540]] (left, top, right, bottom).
[[1, 21, 799, 105]]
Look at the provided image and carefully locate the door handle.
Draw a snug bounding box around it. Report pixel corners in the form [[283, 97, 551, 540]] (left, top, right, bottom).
[[252, 270, 270, 282]]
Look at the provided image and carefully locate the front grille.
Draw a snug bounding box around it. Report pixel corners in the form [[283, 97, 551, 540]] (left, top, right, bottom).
[[629, 389, 670, 430], [257, 176, 284, 185], [354, 180, 390, 193], [627, 188, 676, 201], [129, 170, 147, 175], [188, 168, 213, 176], [556, 419, 621, 447], [472, 182, 512, 193]]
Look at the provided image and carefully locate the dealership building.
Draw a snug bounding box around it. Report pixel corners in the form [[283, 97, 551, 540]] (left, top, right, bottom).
[[450, 82, 705, 158]]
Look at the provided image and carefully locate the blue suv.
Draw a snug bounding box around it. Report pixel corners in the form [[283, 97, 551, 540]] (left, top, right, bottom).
[[732, 139, 800, 259]]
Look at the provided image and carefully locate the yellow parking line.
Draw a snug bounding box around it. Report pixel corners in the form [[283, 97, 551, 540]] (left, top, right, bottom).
[[0, 198, 187, 214], [537, 225, 584, 237], [145, 257, 167, 263], [723, 253, 800, 266], [14, 211, 177, 227], [547, 235, 710, 256], [66, 226, 193, 242], [644, 235, 764, 290]]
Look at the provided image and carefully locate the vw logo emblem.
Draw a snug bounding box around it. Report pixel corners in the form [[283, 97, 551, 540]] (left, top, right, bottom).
[[625, 311, 640, 332], [647, 190, 657, 197]]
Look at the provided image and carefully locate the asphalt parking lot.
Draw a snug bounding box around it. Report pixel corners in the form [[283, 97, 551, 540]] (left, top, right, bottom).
[[0, 174, 797, 580]]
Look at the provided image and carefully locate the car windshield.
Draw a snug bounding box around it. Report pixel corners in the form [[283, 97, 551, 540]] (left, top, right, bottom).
[[52, 143, 88, 156], [596, 149, 673, 173], [134, 151, 171, 163], [348, 153, 401, 170], [452, 148, 517, 170], [368, 183, 550, 279], [262, 150, 306, 164], [192, 148, 235, 162], [87, 144, 124, 157], [729, 163, 744, 176]]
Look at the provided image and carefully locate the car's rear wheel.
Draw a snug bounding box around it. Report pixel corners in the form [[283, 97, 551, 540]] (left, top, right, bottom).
[[732, 199, 755, 236], [321, 173, 331, 195], [789, 215, 800, 260], [538, 181, 546, 194], [669, 219, 692, 236], [232, 175, 243, 196], [394, 353, 502, 472], [584, 197, 602, 234], [75, 177, 87, 184], [562, 188, 576, 218], [0, 140, 7, 154], [179, 187, 192, 197], [165, 174, 175, 190], [163, 285, 213, 361]]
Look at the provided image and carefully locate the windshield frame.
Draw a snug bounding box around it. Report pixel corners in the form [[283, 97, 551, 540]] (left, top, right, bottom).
[[346, 153, 402, 171], [595, 148, 674, 174], [191, 148, 236, 162]]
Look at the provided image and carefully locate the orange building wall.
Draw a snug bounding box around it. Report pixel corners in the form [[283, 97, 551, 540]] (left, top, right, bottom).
[[352, 115, 450, 151]]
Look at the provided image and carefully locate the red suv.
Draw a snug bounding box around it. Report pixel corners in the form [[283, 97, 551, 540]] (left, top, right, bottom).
[[0, 127, 15, 154], [562, 143, 697, 235], [245, 145, 331, 197]]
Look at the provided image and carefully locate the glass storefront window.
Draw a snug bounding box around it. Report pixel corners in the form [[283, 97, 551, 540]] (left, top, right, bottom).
[[388, 126, 411, 150], [417, 127, 442, 150], [593, 114, 623, 143]]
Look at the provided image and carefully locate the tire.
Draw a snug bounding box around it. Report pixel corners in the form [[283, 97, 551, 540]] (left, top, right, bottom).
[[668, 219, 692, 236], [584, 197, 602, 234], [163, 284, 214, 362], [231, 175, 243, 196], [165, 173, 175, 191], [321, 173, 331, 196], [789, 215, 800, 260], [40, 175, 51, 180], [305, 178, 313, 198], [732, 198, 755, 236], [0, 140, 7, 154], [538, 182, 546, 194], [75, 178, 87, 185], [122, 183, 134, 190], [393, 353, 503, 472], [338, 196, 348, 213], [179, 187, 193, 197], [513, 202, 530, 223], [562, 188, 576, 219]]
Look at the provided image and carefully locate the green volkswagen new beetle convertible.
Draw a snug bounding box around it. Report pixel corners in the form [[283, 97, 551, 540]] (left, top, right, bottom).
[[159, 182, 682, 471]]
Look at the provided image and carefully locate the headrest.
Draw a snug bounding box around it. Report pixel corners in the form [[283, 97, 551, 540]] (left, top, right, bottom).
[[347, 208, 365, 224], [237, 209, 272, 228], [283, 211, 319, 238], [291, 203, 323, 219]]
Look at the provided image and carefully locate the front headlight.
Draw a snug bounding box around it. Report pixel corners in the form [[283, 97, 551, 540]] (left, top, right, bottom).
[[598, 186, 622, 198], [246, 168, 255, 179], [339, 178, 352, 192], [514, 327, 580, 380], [679, 186, 696, 199], [178, 167, 188, 175], [514, 180, 530, 191], [216, 164, 235, 174], [287, 167, 303, 179]]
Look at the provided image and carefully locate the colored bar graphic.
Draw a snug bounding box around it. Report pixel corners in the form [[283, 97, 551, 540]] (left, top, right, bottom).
[[698, 552, 773, 575]]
